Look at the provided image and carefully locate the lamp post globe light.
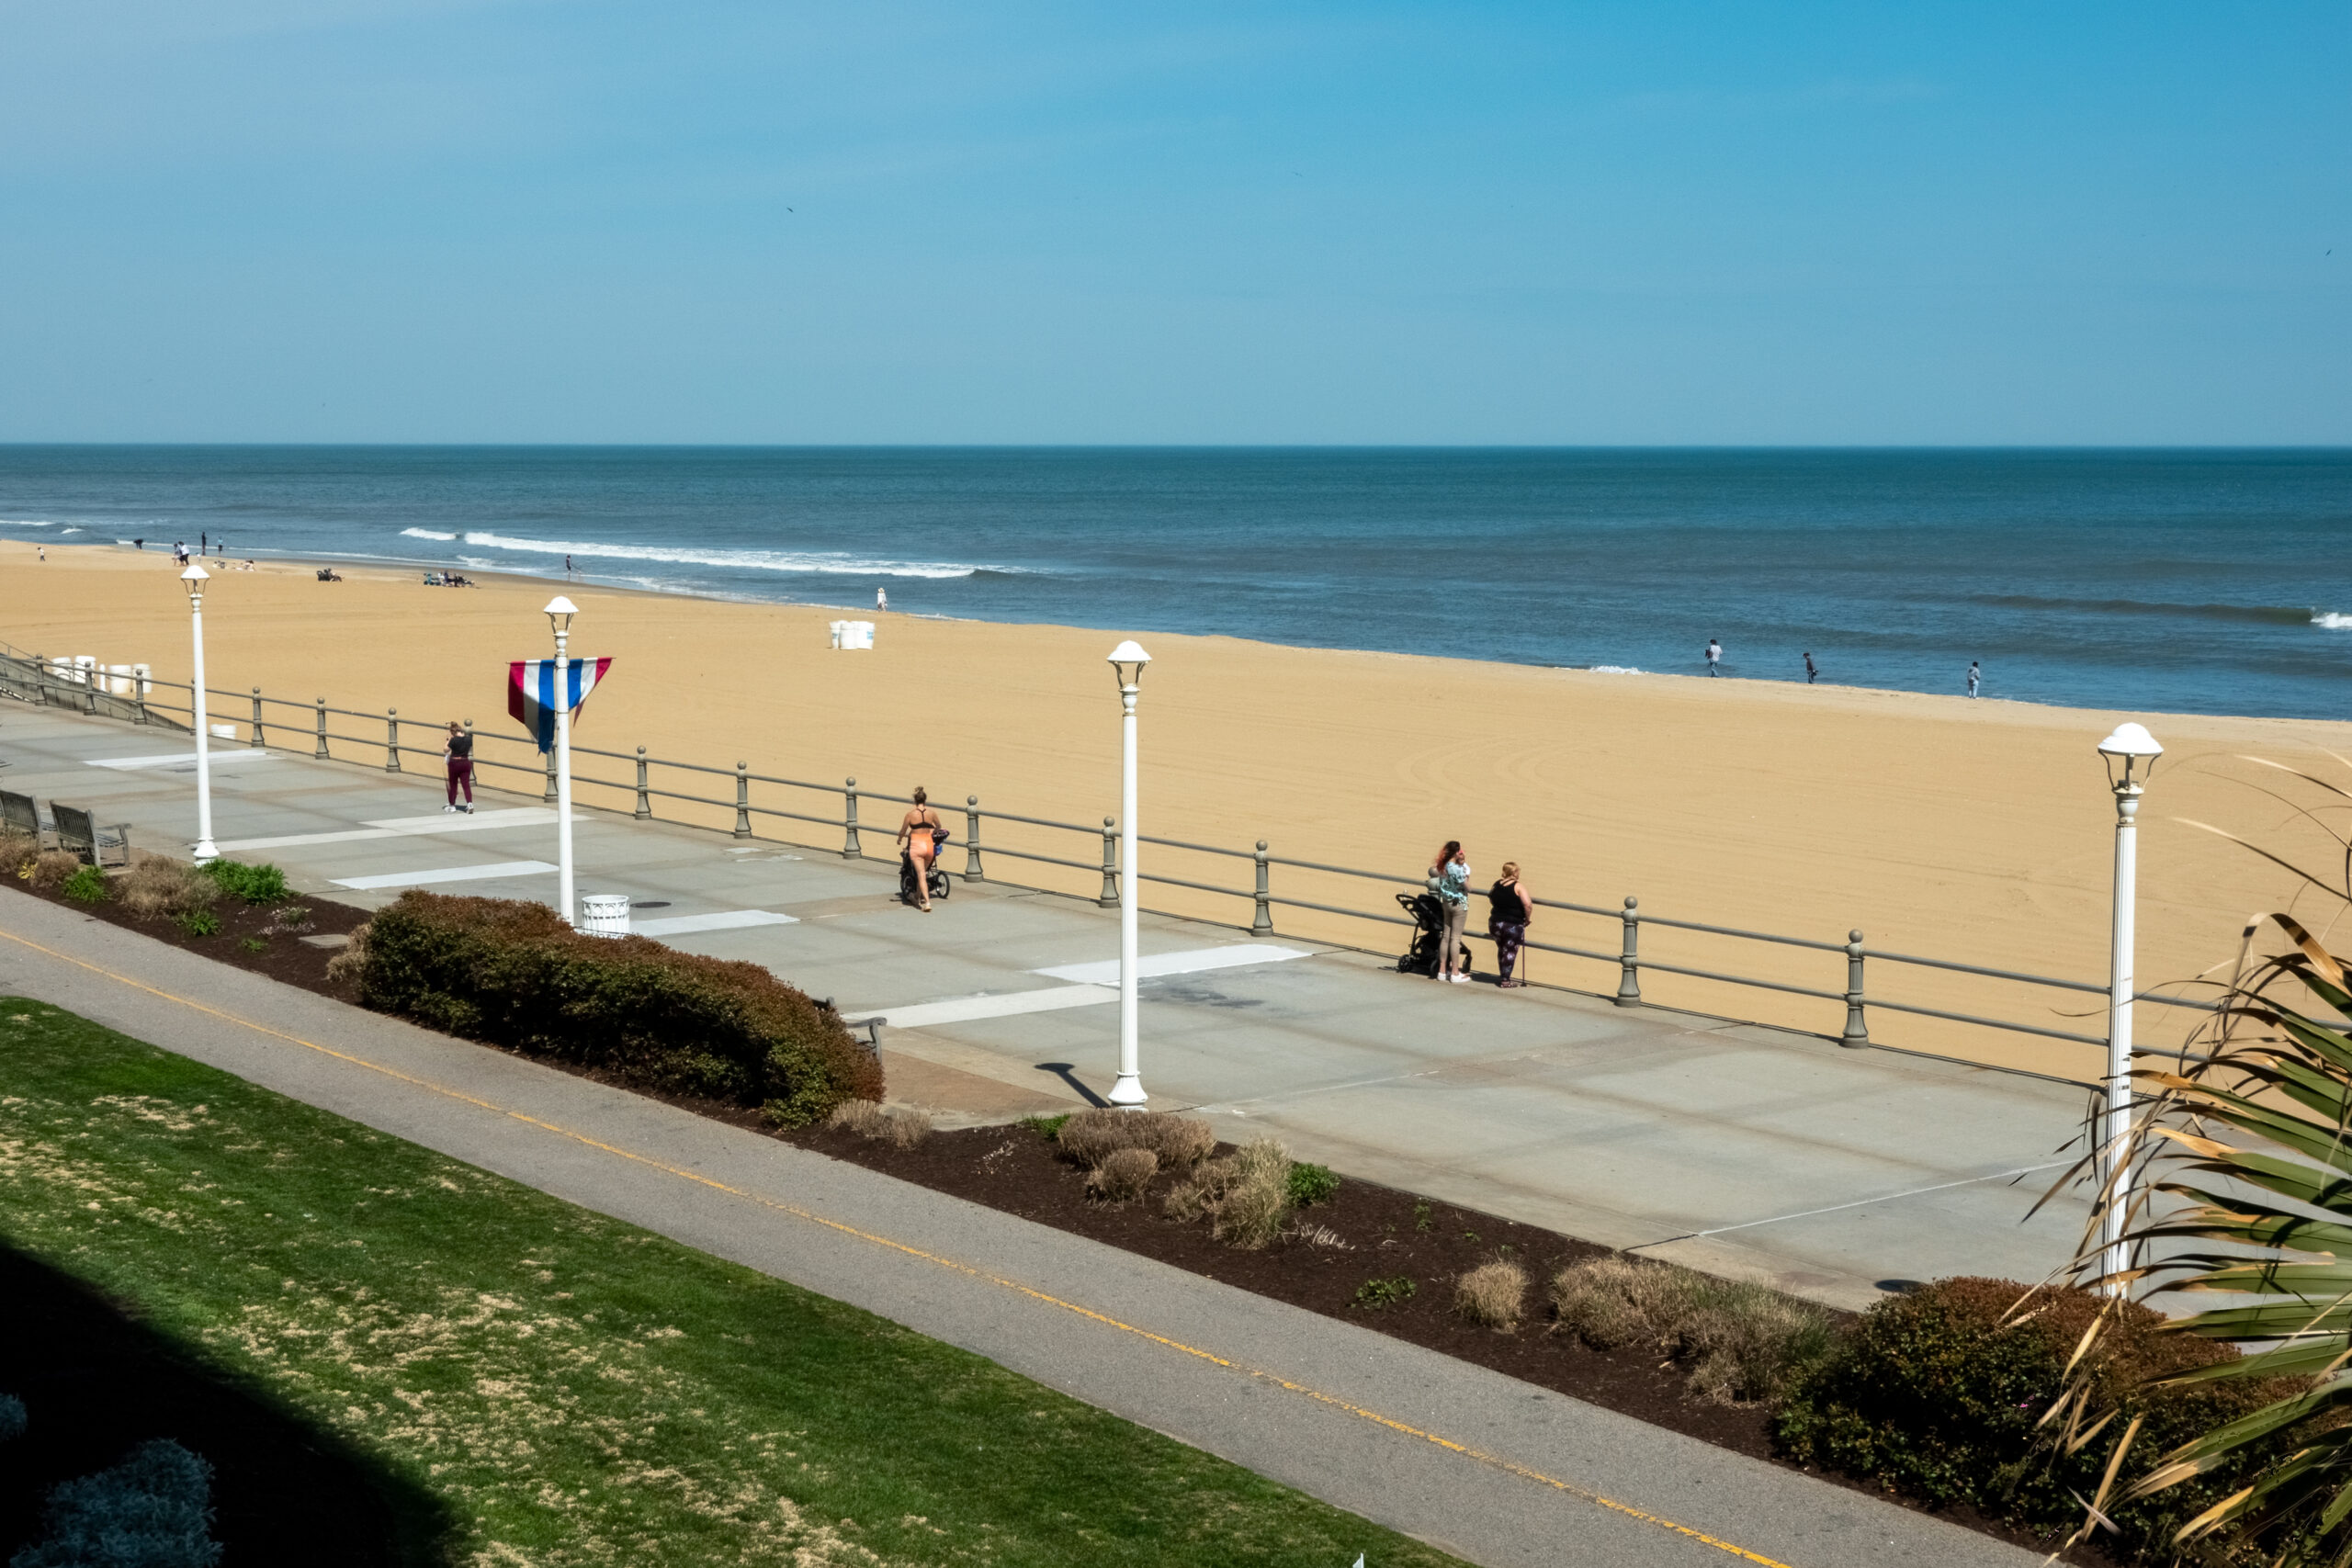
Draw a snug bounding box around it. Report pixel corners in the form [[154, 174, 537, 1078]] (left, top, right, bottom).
[[1107, 640, 1151, 1107], [2095, 720, 2163, 1295], [181, 563, 218, 864], [546, 596, 579, 926]]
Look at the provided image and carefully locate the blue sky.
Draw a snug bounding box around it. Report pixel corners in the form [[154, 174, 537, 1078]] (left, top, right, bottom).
[[1, 2, 2344, 444]]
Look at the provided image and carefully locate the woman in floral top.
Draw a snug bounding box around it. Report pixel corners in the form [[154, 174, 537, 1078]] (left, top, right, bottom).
[[1430, 840, 1472, 984]]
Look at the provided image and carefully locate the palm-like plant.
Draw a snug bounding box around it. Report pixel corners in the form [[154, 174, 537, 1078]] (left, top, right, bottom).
[[2048, 756, 2352, 1563]]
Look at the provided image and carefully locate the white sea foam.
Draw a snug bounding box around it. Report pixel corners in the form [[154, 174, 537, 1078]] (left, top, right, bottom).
[[400, 526, 458, 541], [58, 527, 81, 535], [456, 529, 990, 580], [1586, 665, 1645, 675], [2316, 612, 2352, 630], [0, 519, 55, 527]]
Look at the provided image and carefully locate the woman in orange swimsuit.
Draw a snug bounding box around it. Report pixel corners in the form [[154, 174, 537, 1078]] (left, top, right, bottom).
[[897, 786, 944, 911]]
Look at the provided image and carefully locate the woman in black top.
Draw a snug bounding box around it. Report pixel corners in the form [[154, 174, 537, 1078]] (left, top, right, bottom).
[[1488, 862, 1532, 987], [442, 722, 475, 814]]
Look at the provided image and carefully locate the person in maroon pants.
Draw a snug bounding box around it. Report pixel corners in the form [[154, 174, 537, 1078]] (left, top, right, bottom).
[[441, 722, 475, 813]]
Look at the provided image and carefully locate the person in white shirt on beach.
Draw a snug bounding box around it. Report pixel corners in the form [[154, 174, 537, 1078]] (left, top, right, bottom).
[[1705, 638, 1722, 676], [876, 586, 888, 611]]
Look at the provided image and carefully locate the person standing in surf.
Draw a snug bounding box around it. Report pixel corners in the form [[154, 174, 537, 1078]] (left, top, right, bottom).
[[1967, 660, 1981, 698], [1804, 651, 1818, 684], [876, 586, 888, 612], [1705, 638, 1723, 676]]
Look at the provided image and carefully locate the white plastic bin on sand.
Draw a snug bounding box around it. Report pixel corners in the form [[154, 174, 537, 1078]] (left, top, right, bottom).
[[578, 893, 631, 939], [104, 664, 134, 697], [828, 620, 876, 650], [73, 655, 96, 685]]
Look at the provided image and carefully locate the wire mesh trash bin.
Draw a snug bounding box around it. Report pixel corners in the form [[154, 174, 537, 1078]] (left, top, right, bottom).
[[578, 893, 631, 939]]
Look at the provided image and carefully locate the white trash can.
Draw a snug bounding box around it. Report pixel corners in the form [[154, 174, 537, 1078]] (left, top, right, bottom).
[[830, 619, 875, 650], [209, 723, 239, 740], [578, 893, 631, 939]]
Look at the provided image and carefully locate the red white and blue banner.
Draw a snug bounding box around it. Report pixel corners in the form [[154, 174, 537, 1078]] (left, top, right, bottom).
[[509, 657, 612, 752]]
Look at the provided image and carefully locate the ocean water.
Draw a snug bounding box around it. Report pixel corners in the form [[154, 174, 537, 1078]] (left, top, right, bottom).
[[1, 446, 2346, 721]]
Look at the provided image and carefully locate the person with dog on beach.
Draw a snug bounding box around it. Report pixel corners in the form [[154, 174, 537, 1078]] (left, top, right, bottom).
[[1488, 862, 1532, 988], [1430, 840, 1473, 983]]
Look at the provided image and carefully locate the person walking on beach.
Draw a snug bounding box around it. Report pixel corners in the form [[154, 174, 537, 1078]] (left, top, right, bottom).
[[1488, 862, 1532, 988], [897, 787, 945, 911], [1705, 638, 1722, 676], [876, 587, 888, 612], [1967, 660, 1981, 699], [173, 540, 187, 565], [1430, 840, 1473, 983], [441, 723, 474, 813], [1804, 651, 1818, 684]]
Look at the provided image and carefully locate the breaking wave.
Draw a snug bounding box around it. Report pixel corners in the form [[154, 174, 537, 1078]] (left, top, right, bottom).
[[400, 526, 458, 541], [455, 530, 993, 580]]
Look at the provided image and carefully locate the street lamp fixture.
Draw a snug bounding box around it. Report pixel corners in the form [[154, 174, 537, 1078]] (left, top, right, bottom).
[[1106, 640, 1151, 1107], [181, 563, 218, 863], [2094, 720, 2163, 1295]]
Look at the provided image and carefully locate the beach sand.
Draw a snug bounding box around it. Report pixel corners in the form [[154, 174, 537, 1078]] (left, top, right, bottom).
[[6, 539, 2347, 1079]]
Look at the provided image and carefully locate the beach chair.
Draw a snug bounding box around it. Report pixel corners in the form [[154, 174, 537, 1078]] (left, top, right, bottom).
[[49, 801, 131, 868], [0, 788, 45, 845]]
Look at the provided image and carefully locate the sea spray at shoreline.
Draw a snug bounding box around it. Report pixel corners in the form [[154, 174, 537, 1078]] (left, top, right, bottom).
[[1, 445, 2346, 721]]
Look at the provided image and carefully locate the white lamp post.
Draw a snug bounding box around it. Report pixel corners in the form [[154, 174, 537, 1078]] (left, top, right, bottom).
[[1107, 640, 1151, 1107], [546, 596, 579, 926], [181, 563, 219, 863], [2095, 720, 2163, 1294]]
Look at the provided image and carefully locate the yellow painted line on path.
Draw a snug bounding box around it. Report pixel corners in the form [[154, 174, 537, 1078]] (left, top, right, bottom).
[[1, 925, 1800, 1568]]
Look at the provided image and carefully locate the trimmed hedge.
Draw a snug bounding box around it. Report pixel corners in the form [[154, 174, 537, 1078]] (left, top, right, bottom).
[[1775, 1277, 2301, 1563], [355, 891, 880, 1124]]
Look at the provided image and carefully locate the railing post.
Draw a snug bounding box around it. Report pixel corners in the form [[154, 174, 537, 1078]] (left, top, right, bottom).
[[734, 762, 753, 839], [132, 678, 150, 726], [313, 697, 329, 759], [1251, 840, 1274, 936], [31, 654, 48, 710], [963, 795, 984, 881], [1841, 931, 1871, 1047], [1615, 897, 1643, 1006], [1099, 818, 1119, 908], [249, 688, 265, 748], [634, 748, 651, 819], [842, 778, 861, 857], [385, 708, 401, 773], [542, 744, 558, 802]]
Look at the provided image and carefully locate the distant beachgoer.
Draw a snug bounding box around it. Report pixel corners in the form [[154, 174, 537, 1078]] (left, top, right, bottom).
[[200, 532, 208, 556], [876, 587, 888, 611], [1804, 651, 1818, 684], [565, 553, 575, 579], [1430, 840, 1472, 983], [1487, 862, 1532, 988], [1705, 638, 1722, 676], [442, 722, 474, 813], [133, 537, 143, 550], [37, 547, 45, 562], [1967, 661, 1981, 699], [898, 786, 945, 912], [173, 540, 187, 564]]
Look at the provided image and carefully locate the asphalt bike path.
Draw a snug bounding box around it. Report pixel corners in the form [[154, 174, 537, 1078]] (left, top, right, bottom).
[[0, 895, 2038, 1568]]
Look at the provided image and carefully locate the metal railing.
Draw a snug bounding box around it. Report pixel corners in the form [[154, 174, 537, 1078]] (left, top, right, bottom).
[[3, 645, 2222, 1080]]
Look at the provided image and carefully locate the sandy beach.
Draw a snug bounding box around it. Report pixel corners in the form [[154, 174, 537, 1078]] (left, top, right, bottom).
[[6, 539, 2347, 1078]]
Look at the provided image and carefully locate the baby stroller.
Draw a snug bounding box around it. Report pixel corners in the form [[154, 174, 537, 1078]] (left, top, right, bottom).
[[1396, 890, 1471, 978], [899, 828, 953, 907]]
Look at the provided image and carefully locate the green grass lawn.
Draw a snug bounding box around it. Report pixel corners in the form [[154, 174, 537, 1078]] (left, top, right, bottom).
[[0, 999, 1464, 1568]]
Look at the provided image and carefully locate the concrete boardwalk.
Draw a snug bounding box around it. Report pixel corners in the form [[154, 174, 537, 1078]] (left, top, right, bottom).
[[0, 891, 2040, 1568], [0, 701, 2094, 1310]]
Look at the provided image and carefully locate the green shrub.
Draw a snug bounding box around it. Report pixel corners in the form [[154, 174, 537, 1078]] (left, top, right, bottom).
[[1023, 1111, 1074, 1141], [1351, 1276, 1417, 1312], [14, 1438, 220, 1568], [61, 864, 108, 904], [355, 891, 880, 1124], [198, 858, 287, 905], [1554, 1257, 1837, 1404], [175, 908, 221, 939], [1286, 1161, 1339, 1206], [239, 936, 268, 953], [1776, 1278, 2299, 1562]]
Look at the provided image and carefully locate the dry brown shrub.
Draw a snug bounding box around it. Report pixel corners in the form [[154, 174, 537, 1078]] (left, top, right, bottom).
[[1455, 1259, 1530, 1329], [1057, 1108, 1215, 1170], [1086, 1146, 1159, 1202], [1550, 1256, 1833, 1404], [827, 1100, 930, 1148], [1166, 1137, 1291, 1248], [25, 850, 82, 891], [323, 921, 372, 986], [116, 854, 218, 919], [828, 1100, 891, 1138], [0, 831, 38, 880]]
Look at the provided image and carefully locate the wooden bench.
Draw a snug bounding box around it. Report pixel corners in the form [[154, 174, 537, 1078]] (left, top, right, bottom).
[[0, 788, 42, 845], [49, 802, 131, 868]]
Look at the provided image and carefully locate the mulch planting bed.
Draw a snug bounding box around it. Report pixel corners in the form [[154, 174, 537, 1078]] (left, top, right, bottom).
[[3, 871, 370, 998]]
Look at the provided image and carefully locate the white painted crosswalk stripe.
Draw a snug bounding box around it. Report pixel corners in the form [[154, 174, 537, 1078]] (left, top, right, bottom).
[[1031, 943, 1311, 987], [218, 807, 572, 853], [330, 860, 559, 890], [842, 987, 1114, 1029], [89, 750, 284, 771], [629, 909, 799, 937]]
